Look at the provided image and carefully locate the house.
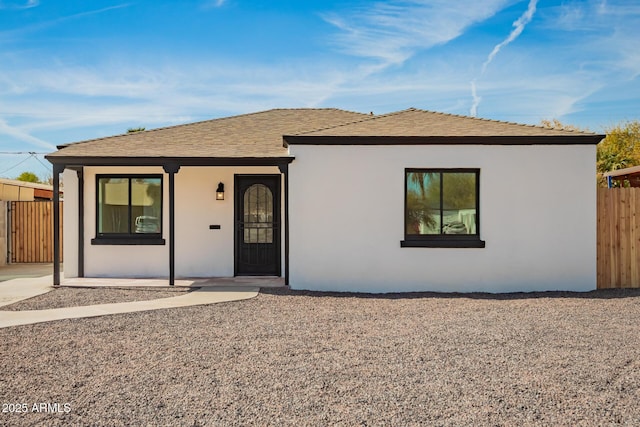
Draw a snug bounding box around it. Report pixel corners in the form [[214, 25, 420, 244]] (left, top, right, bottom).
[[45, 108, 603, 293]]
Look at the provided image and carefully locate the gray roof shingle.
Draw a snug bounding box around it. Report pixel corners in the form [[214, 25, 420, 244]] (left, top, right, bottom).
[[48, 108, 368, 159], [47, 107, 603, 161], [290, 108, 600, 137]]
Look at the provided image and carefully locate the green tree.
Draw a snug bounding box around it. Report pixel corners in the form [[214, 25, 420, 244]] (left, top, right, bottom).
[[541, 119, 640, 187], [596, 121, 640, 179], [127, 127, 146, 133], [15, 171, 40, 183]]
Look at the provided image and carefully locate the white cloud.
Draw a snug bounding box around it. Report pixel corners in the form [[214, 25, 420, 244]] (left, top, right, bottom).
[[323, 0, 513, 67], [533, 0, 640, 119], [202, 0, 226, 9], [0, 118, 55, 150], [0, 0, 38, 10], [0, 3, 131, 42], [0, 60, 364, 144], [0, 0, 638, 148], [597, 2, 640, 79]]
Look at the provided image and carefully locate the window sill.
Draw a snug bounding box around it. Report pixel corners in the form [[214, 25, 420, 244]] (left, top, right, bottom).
[[400, 239, 486, 248], [91, 237, 166, 246]]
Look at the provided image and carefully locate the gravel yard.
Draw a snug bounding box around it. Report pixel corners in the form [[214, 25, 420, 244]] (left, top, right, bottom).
[[2, 287, 192, 311], [1, 287, 640, 426]]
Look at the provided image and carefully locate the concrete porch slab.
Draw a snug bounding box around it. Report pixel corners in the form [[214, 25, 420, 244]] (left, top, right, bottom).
[[60, 276, 285, 288]]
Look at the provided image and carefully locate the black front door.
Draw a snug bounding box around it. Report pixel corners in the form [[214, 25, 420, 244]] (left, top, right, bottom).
[[235, 175, 281, 276]]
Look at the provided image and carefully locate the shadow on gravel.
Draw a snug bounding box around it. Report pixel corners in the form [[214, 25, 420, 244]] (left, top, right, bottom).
[[260, 287, 640, 300]]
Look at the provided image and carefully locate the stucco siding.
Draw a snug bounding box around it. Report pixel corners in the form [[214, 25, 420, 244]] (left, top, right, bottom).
[[174, 166, 283, 278], [288, 144, 597, 293]]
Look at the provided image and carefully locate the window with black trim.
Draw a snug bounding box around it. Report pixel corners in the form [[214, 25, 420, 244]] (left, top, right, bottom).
[[93, 175, 164, 245], [402, 169, 485, 248]]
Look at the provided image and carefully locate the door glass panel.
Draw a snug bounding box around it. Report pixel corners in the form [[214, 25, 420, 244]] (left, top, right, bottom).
[[243, 184, 273, 243]]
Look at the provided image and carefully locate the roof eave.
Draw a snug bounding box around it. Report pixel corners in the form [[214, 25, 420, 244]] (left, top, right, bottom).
[[283, 135, 605, 147], [44, 155, 295, 168]]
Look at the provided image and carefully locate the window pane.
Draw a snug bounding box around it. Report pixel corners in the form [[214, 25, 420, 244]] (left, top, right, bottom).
[[98, 178, 129, 233], [442, 173, 476, 235], [406, 172, 441, 235], [131, 178, 162, 234]]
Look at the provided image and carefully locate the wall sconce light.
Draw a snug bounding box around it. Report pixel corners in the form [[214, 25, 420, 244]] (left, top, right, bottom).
[[216, 182, 225, 200]]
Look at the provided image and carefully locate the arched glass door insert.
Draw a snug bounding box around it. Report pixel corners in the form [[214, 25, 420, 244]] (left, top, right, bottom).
[[235, 175, 281, 275], [244, 184, 273, 244]]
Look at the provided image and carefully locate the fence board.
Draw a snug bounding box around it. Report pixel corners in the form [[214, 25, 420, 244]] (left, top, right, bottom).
[[10, 201, 63, 263], [631, 189, 640, 285], [27, 202, 33, 263], [597, 188, 640, 289]]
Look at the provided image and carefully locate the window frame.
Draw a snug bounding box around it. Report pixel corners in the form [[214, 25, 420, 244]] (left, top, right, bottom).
[[91, 174, 165, 246], [401, 168, 485, 248]]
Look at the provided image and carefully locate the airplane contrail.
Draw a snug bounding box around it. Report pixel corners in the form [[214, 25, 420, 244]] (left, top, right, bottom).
[[470, 80, 481, 117], [471, 0, 538, 116]]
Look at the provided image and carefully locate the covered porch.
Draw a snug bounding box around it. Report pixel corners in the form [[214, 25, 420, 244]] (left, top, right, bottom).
[[47, 159, 293, 288], [43, 109, 375, 289]]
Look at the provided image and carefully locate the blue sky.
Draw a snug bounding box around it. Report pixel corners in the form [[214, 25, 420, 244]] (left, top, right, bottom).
[[0, 0, 639, 180]]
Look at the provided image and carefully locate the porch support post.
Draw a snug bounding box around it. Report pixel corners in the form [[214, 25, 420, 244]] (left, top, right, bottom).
[[163, 163, 180, 286], [76, 168, 84, 277], [278, 163, 290, 287], [53, 164, 65, 287]]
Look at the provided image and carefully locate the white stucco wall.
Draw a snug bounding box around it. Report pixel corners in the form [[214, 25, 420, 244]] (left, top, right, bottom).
[[288, 144, 597, 293], [64, 166, 283, 279], [173, 166, 283, 277]]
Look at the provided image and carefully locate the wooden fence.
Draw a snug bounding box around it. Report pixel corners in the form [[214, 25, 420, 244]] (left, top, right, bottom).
[[597, 187, 640, 289], [9, 201, 63, 263]]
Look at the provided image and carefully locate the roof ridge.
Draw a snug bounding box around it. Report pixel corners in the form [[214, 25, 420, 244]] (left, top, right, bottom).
[[56, 107, 366, 149], [290, 108, 419, 136]]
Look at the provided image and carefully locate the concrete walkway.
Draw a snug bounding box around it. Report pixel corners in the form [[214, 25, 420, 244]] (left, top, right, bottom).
[[0, 263, 55, 282], [0, 274, 53, 307], [0, 275, 259, 328]]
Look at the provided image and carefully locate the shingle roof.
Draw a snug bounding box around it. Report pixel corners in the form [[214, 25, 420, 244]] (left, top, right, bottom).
[[47, 107, 603, 162], [47, 108, 368, 159], [291, 108, 600, 137]]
